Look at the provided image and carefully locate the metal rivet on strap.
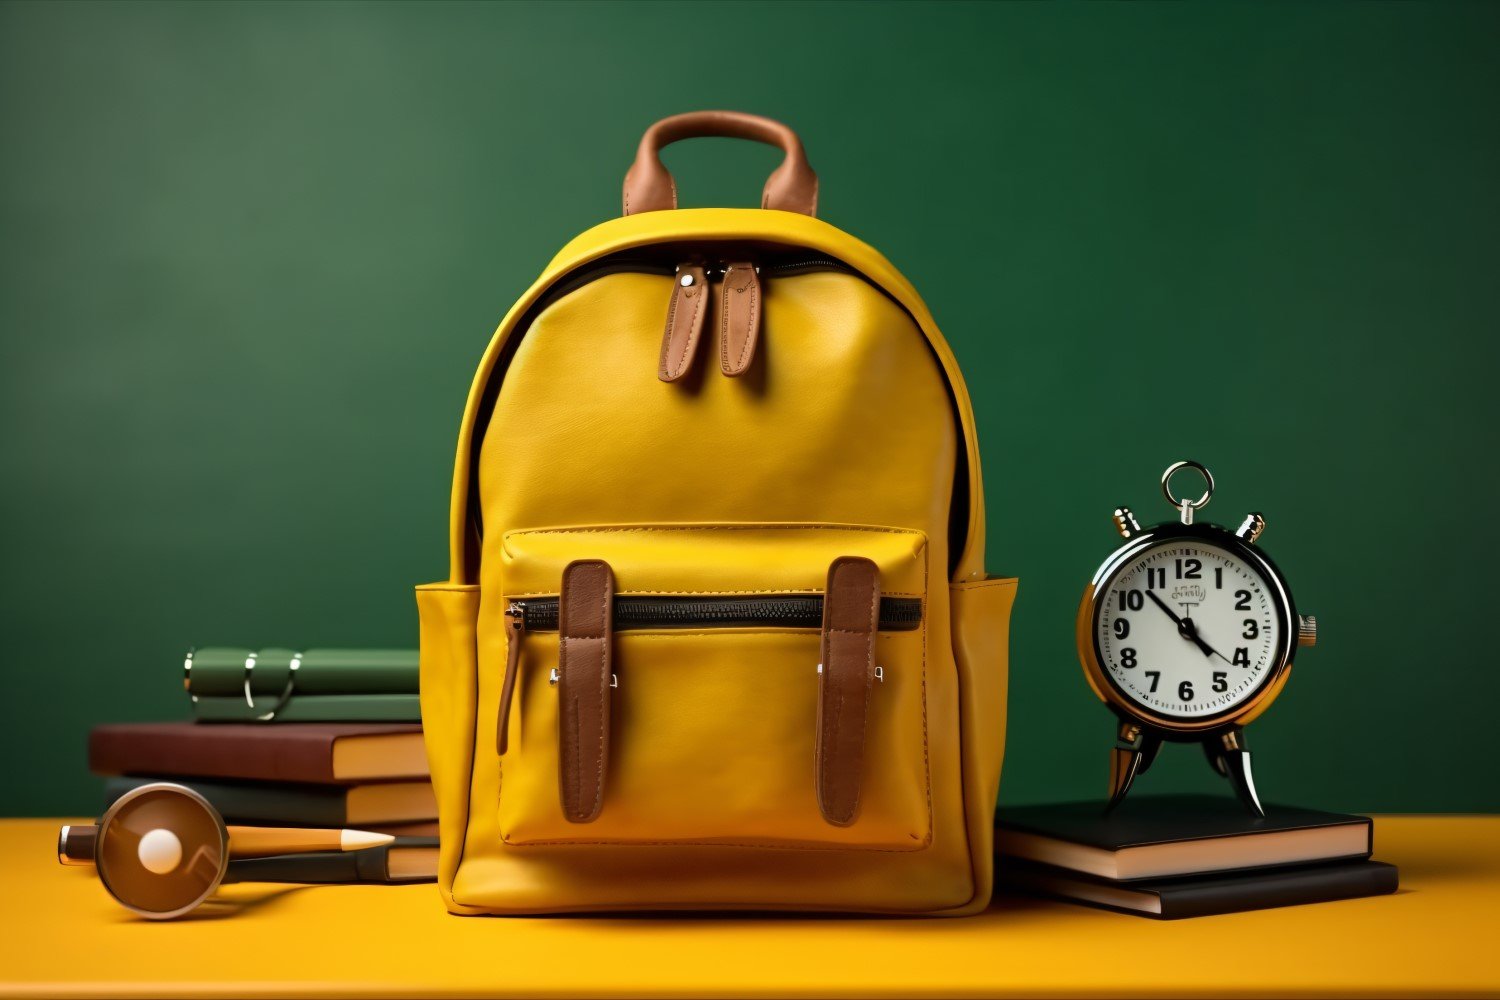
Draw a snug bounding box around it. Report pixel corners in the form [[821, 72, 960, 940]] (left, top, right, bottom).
[[550, 668, 619, 689]]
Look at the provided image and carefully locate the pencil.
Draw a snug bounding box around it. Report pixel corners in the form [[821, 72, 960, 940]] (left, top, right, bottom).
[[58, 823, 395, 864], [225, 826, 396, 857]]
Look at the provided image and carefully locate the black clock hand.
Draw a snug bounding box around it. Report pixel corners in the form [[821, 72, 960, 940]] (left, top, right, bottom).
[[1145, 590, 1217, 658], [1183, 618, 1234, 664]]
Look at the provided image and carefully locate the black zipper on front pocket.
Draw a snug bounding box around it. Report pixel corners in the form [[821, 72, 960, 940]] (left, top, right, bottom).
[[508, 595, 922, 632]]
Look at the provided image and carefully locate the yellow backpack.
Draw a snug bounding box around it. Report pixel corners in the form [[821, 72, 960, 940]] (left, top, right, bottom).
[[417, 111, 1017, 915]]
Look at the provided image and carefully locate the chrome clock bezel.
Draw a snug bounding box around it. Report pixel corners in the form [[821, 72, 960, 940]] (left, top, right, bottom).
[[1076, 521, 1299, 734]]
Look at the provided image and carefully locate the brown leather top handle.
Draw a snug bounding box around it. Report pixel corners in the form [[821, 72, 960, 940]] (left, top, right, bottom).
[[622, 111, 818, 217]]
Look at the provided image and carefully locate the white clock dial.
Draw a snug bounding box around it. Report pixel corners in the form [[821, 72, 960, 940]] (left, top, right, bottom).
[[1096, 541, 1282, 720]]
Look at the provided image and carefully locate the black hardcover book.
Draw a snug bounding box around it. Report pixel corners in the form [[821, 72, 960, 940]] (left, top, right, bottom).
[[999, 858, 1399, 919], [996, 795, 1373, 880], [226, 837, 438, 885]]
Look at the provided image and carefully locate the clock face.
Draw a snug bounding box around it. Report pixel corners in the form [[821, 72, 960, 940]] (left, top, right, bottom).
[[1095, 539, 1285, 721]]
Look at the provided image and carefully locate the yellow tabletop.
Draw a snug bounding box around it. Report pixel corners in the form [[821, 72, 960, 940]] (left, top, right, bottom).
[[1, 816, 1495, 998]]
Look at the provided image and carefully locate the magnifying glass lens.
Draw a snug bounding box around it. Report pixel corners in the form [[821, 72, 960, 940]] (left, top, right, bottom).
[[97, 784, 227, 918]]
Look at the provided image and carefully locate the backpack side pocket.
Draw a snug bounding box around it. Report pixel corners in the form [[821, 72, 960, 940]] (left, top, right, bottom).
[[416, 582, 483, 914], [949, 575, 1018, 913]]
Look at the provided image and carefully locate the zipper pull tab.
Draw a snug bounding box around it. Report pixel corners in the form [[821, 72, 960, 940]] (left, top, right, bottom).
[[496, 601, 527, 755], [658, 261, 710, 382], [718, 261, 761, 377]]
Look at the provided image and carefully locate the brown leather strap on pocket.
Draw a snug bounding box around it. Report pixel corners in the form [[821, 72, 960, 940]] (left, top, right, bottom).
[[718, 262, 762, 377], [659, 262, 710, 382], [816, 556, 880, 827], [557, 560, 614, 823]]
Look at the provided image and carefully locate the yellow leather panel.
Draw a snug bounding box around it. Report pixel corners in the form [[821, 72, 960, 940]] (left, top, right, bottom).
[[501, 523, 927, 598], [481, 271, 956, 555], [445, 209, 990, 586], [502, 629, 930, 849], [950, 576, 1019, 915], [413, 583, 484, 915]]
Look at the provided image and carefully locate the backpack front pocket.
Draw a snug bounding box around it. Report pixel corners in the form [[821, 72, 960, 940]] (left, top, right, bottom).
[[495, 524, 932, 851]]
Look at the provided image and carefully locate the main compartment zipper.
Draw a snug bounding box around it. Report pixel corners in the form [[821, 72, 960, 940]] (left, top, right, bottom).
[[509, 595, 923, 633]]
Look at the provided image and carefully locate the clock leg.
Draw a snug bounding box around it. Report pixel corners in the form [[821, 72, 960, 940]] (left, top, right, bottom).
[[1106, 722, 1160, 812], [1215, 728, 1265, 817], [1139, 735, 1164, 775], [1203, 741, 1228, 776]]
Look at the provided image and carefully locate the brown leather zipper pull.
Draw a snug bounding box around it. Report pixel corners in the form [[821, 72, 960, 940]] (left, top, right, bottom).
[[658, 262, 710, 382], [718, 262, 762, 377], [496, 603, 526, 755], [557, 559, 615, 823], [816, 556, 880, 827]]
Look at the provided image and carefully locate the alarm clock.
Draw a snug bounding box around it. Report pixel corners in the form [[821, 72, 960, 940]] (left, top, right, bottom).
[[1075, 460, 1317, 816]]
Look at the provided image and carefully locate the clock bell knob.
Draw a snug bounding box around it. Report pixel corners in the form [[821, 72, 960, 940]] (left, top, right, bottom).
[[1112, 506, 1142, 539], [1298, 615, 1318, 648], [1235, 512, 1266, 544]]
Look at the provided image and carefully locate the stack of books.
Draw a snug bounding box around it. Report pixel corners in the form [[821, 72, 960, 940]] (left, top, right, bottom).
[[995, 795, 1399, 919], [86, 647, 436, 885]]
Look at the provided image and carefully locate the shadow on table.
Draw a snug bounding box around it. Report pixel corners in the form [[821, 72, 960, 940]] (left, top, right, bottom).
[[543, 891, 1057, 929], [108, 884, 319, 924]]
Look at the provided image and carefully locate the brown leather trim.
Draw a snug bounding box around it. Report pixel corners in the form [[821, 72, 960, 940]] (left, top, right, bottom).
[[622, 110, 818, 217], [557, 559, 614, 823], [816, 556, 880, 827], [495, 607, 524, 755], [658, 263, 710, 382], [718, 262, 762, 377]]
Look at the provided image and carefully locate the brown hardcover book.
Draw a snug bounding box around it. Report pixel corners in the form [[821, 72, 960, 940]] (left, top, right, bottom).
[[89, 722, 427, 784], [365, 820, 440, 838]]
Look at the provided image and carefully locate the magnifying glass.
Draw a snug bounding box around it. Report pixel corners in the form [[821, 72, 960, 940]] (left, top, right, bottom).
[[58, 782, 394, 919]]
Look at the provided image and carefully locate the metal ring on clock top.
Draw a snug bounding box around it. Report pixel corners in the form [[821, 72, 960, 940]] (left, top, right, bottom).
[[1161, 460, 1215, 511]]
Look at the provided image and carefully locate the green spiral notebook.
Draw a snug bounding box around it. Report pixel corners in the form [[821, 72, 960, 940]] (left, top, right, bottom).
[[185, 647, 418, 722]]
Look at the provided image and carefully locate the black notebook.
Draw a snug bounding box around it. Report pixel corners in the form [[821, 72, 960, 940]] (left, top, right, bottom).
[[226, 837, 438, 885], [996, 795, 1373, 880], [999, 858, 1398, 919]]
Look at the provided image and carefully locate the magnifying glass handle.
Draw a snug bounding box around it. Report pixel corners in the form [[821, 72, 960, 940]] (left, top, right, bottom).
[[58, 824, 98, 865]]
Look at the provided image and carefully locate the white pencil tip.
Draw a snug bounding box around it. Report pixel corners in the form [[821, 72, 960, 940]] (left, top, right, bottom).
[[341, 829, 396, 851]]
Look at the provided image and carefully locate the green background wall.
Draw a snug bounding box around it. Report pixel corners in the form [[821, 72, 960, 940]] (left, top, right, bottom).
[[2, 1, 1496, 815]]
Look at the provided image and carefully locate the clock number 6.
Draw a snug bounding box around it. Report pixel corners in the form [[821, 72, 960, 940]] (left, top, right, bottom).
[[1178, 680, 1194, 701]]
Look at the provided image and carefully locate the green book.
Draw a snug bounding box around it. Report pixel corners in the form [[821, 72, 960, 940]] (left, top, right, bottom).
[[184, 647, 418, 722], [103, 775, 436, 826], [190, 693, 420, 723], [186, 647, 417, 697]]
